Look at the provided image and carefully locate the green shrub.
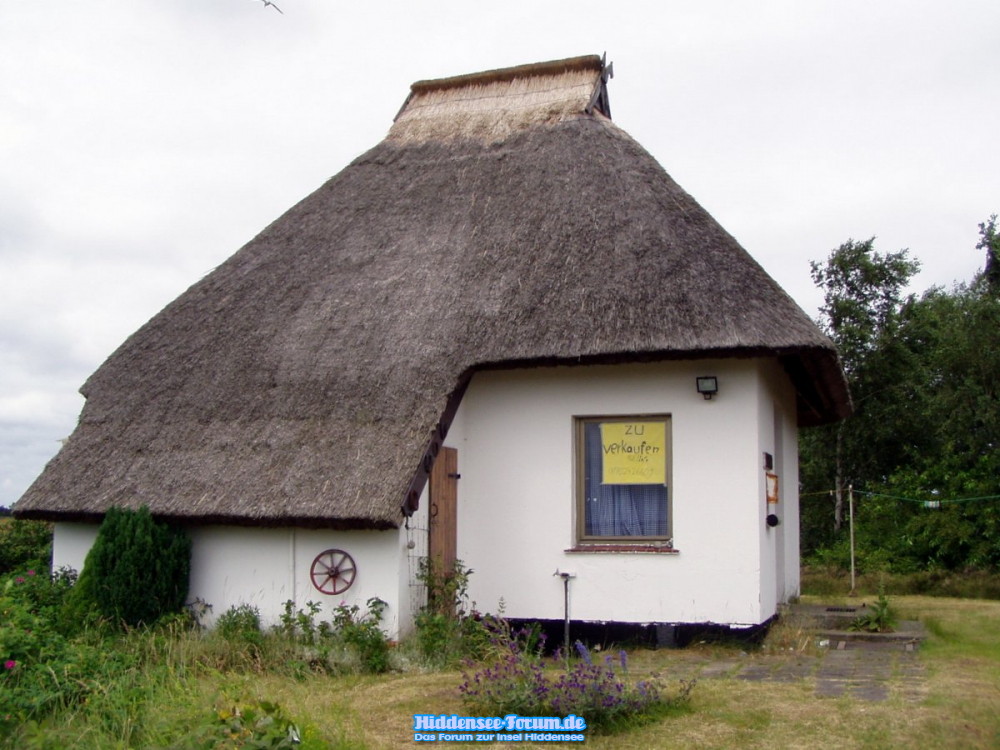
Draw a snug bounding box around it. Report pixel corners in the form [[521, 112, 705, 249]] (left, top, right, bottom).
[[0, 519, 52, 576], [215, 603, 265, 666], [0, 567, 111, 738], [272, 597, 392, 675], [277, 599, 326, 642], [459, 623, 694, 734], [69, 506, 191, 628], [850, 582, 898, 633], [217, 603, 263, 641], [187, 697, 302, 749], [333, 597, 391, 674], [414, 558, 490, 665]]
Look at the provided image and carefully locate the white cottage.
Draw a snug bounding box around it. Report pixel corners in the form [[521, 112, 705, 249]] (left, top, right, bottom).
[[15, 56, 850, 643]]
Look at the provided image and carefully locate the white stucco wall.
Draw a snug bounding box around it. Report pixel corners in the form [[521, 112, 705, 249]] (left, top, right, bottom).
[[52, 522, 99, 574], [51, 357, 801, 635], [52, 522, 412, 638], [755, 359, 802, 618], [443, 359, 799, 628]]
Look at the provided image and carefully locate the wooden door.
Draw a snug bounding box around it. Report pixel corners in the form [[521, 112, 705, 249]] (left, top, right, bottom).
[[428, 446, 458, 576]]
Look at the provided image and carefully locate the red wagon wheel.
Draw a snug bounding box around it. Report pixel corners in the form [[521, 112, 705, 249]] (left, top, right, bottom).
[[310, 549, 356, 595]]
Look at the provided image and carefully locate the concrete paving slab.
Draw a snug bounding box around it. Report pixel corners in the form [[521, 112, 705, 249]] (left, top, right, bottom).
[[687, 602, 929, 702]]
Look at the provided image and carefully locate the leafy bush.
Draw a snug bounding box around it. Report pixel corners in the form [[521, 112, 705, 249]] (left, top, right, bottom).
[[69, 506, 191, 628], [0, 567, 112, 739], [332, 597, 391, 674], [215, 603, 265, 665], [217, 603, 263, 641], [420, 556, 471, 617], [414, 558, 489, 665], [0, 519, 52, 576], [278, 599, 327, 642], [548, 643, 693, 728], [187, 698, 302, 749], [460, 620, 693, 733], [274, 597, 392, 674], [850, 583, 898, 633]]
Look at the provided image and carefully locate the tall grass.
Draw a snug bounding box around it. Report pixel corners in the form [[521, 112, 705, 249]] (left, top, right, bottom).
[[801, 565, 1000, 599]]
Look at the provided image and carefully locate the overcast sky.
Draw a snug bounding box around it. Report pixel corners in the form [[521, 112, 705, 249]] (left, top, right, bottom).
[[2, 1, 998, 509]]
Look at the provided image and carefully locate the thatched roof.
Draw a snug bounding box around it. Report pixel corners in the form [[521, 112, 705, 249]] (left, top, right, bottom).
[[15, 55, 850, 529]]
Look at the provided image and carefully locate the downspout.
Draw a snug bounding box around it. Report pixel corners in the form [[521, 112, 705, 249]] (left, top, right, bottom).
[[289, 528, 297, 607]]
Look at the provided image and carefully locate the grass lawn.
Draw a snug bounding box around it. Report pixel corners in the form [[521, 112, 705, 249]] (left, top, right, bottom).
[[192, 596, 1000, 748], [10, 594, 1000, 748]]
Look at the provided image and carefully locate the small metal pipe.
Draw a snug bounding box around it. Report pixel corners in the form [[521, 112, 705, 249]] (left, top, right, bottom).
[[553, 569, 576, 662], [564, 576, 570, 655]]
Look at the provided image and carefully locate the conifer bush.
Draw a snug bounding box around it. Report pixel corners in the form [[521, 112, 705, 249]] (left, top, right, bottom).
[[71, 506, 191, 628]]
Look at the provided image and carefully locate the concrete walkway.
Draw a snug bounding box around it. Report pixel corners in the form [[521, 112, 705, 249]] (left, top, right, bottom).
[[691, 605, 928, 702]]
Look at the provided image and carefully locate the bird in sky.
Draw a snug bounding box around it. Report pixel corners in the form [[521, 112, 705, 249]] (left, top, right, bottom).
[[257, 0, 284, 14]]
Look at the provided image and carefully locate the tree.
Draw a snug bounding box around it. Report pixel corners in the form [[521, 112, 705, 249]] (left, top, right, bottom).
[[977, 214, 1000, 293], [801, 218, 1000, 570], [806, 238, 920, 534], [68, 506, 191, 628]]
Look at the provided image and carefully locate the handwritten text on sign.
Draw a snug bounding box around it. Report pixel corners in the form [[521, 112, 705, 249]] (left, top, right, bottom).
[[600, 422, 666, 485]]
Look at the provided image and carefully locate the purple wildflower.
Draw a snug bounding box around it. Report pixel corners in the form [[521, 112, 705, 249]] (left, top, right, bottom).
[[4, 660, 15, 670]]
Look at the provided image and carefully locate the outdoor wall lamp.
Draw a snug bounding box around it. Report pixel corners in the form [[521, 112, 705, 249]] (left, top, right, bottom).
[[696, 376, 718, 400]]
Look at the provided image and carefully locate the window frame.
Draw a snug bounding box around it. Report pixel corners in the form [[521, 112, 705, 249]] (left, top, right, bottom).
[[574, 414, 673, 545]]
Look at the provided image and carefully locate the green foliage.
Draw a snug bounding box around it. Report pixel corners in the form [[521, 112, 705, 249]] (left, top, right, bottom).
[[849, 582, 898, 633], [413, 557, 490, 666], [800, 237, 922, 554], [188, 697, 302, 749], [273, 597, 391, 674], [0, 576, 384, 745], [215, 604, 264, 664], [802, 566, 1000, 599], [810, 237, 920, 365], [978, 214, 1000, 292], [332, 597, 391, 674], [0, 519, 52, 576], [419, 556, 472, 617], [459, 624, 693, 733], [217, 604, 263, 640], [278, 599, 326, 642], [69, 506, 192, 628], [801, 219, 1000, 571], [0, 566, 114, 741]]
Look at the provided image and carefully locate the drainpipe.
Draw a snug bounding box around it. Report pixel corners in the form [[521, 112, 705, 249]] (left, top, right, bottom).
[[289, 528, 297, 607], [553, 570, 576, 662]]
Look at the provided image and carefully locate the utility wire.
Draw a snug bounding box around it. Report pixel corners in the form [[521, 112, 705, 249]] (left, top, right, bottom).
[[799, 487, 1000, 505]]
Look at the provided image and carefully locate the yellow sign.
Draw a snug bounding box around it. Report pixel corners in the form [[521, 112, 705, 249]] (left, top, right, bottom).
[[600, 422, 666, 485]]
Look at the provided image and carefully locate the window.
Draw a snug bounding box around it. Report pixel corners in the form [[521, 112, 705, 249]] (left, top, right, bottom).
[[575, 416, 672, 543]]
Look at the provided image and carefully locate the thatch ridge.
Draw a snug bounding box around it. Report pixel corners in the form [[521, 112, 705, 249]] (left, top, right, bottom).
[[392, 61, 604, 144], [409, 55, 602, 95], [15, 57, 849, 529]]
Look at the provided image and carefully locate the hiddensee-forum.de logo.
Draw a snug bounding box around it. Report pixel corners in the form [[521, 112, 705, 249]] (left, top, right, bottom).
[[413, 714, 587, 742]]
